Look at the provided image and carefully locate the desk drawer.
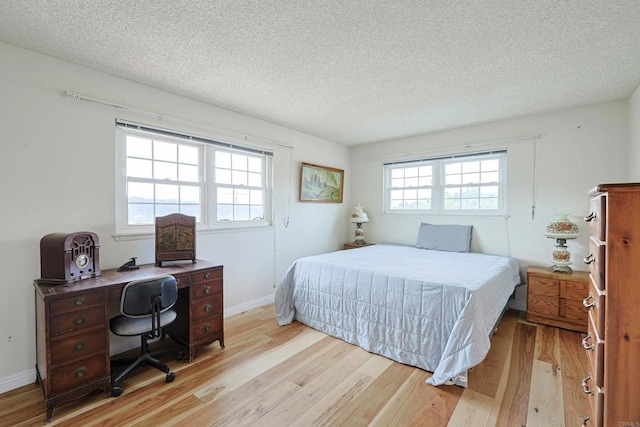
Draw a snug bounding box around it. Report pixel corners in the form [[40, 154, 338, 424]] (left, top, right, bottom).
[[50, 354, 108, 394], [50, 328, 107, 366], [50, 291, 106, 313], [193, 316, 223, 341], [190, 268, 222, 284], [191, 278, 222, 300], [192, 294, 223, 321], [50, 306, 106, 337]]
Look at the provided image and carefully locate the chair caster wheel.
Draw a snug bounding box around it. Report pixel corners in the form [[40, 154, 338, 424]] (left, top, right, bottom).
[[111, 386, 124, 397], [166, 372, 175, 383]]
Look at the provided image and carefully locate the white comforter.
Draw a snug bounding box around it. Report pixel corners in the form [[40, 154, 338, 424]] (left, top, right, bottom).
[[275, 244, 520, 387]]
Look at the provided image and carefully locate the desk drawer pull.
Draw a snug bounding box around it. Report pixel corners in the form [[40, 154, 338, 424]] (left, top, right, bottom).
[[204, 304, 212, 313], [581, 415, 590, 426], [75, 316, 86, 325], [204, 285, 211, 294], [205, 272, 211, 279], [75, 367, 87, 378], [584, 212, 596, 222], [204, 324, 211, 332], [176, 278, 181, 285], [582, 334, 594, 351], [75, 297, 85, 306], [74, 340, 86, 351], [583, 293, 595, 309], [581, 374, 594, 395], [583, 254, 595, 265]]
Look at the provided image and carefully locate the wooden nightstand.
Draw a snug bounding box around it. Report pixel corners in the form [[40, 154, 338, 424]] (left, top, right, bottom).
[[343, 242, 375, 250], [526, 266, 589, 332]]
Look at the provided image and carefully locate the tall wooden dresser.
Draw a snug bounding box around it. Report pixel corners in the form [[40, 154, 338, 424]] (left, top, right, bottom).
[[581, 183, 640, 426]]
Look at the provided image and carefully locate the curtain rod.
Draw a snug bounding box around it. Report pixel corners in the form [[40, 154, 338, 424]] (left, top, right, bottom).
[[62, 90, 294, 149], [368, 134, 541, 161]]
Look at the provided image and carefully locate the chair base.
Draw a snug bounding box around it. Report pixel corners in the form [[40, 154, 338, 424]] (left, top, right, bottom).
[[110, 335, 181, 397]]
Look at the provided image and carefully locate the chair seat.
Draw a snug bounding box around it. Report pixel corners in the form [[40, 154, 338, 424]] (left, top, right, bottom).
[[110, 310, 177, 336]]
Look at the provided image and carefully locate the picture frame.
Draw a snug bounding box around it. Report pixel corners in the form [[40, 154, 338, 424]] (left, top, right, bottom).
[[300, 162, 344, 203]]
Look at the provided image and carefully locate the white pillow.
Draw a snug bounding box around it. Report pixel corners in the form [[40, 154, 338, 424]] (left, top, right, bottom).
[[415, 223, 473, 252]]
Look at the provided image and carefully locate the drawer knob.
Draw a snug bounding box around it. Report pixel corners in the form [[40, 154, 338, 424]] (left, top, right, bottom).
[[204, 285, 211, 294], [583, 254, 595, 265], [581, 374, 594, 395], [205, 272, 211, 279], [74, 340, 86, 351], [581, 415, 590, 427], [582, 334, 594, 351], [582, 293, 595, 309], [75, 316, 86, 325], [75, 367, 87, 378], [204, 324, 211, 332], [584, 212, 596, 222], [75, 297, 85, 306], [204, 304, 212, 312]]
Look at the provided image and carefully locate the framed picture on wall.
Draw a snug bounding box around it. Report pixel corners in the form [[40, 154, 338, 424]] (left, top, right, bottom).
[[300, 162, 344, 203]]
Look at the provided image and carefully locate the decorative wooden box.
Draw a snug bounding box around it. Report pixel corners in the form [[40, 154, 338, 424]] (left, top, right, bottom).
[[155, 213, 196, 266]]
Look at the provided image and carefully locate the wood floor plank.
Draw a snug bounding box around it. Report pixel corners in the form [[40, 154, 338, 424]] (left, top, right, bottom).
[[447, 388, 493, 427], [371, 370, 463, 427], [468, 309, 518, 398], [495, 322, 536, 427], [558, 328, 589, 420], [526, 359, 564, 427], [0, 305, 589, 426]]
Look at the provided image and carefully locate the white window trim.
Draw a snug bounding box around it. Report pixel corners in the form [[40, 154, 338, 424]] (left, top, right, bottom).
[[114, 120, 273, 237], [383, 150, 507, 216]]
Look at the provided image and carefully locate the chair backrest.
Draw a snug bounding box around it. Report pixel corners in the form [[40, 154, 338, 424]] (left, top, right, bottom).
[[120, 275, 178, 318]]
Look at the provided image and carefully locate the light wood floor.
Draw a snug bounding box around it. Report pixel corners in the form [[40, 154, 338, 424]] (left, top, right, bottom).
[[1, 305, 588, 426]]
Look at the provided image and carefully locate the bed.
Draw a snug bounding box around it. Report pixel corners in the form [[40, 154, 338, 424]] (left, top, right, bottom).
[[274, 237, 520, 387]]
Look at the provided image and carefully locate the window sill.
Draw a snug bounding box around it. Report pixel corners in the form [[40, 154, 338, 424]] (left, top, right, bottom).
[[112, 223, 274, 242]]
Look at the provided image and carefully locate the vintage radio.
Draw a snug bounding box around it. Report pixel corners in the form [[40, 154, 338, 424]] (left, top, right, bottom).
[[39, 231, 101, 284]]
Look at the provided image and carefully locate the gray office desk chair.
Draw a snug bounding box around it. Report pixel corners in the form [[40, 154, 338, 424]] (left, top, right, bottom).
[[109, 275, 179, 397]]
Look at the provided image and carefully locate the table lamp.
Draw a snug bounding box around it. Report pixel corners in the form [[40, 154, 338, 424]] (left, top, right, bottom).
[[350, 204, 369, 245], [544, 213, 580, 273]]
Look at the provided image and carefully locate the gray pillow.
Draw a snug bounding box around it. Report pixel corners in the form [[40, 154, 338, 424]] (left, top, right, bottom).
[[415, 223, 473, 252]]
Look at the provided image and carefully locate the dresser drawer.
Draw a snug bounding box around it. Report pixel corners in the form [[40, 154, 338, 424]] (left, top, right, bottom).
[[193, 316, 223, 341], [192, 294, 223, 321], [585, 237, 605, 290], [50, 306, 106, 337], [584, 312, 604, 388], [584, 380, 603, 427], [586, 195, 606, 242], [584, 275, 605, 339], [50, 328, 107, 367], [174, 273, 190, 288], [50, 354, 108, 394], [50, 291, 106, 313]]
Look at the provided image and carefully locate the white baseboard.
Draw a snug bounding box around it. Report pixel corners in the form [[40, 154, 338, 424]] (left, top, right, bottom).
[[0, 294, 275, 395], [224, 293, 274, 317], [0, 368, 36, 394]]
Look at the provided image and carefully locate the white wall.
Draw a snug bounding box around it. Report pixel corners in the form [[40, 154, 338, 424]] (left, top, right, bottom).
[[0, 41, 350, 391], [629, 84, 640, 180], [351, 101, 629, 310]]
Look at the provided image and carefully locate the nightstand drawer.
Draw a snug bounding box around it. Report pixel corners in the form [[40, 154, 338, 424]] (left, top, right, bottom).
[[527, 276, 560, 297], [527, 294, 560, 318]]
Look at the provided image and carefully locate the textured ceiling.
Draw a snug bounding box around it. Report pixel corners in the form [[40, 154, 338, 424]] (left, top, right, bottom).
[[1, 1, 639, 145]]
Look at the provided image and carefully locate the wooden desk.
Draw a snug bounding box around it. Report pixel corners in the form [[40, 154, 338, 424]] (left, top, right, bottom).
[[34, 260, 223, 423]]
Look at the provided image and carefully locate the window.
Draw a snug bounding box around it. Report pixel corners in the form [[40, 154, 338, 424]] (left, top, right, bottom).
[[116, 120, 272, 233], [384, 151, 506, 214]]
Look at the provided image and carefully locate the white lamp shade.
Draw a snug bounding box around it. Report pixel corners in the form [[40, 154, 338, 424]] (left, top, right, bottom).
[[351, 205, 369, 223]]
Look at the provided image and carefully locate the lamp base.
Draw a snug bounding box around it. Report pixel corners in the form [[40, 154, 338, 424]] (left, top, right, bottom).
[[353, 222, 367, 245], [549, 264, 573, 274]]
